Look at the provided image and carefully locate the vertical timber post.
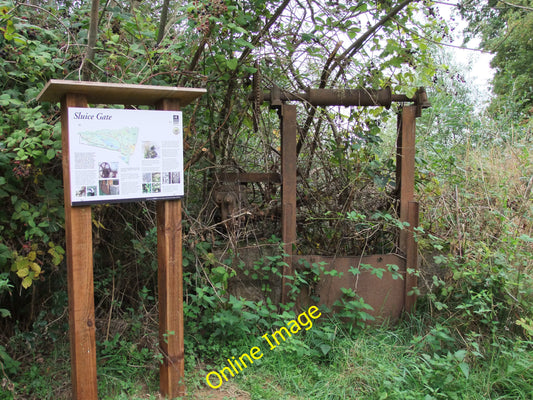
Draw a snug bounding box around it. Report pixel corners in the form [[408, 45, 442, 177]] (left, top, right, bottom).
[[280, 104, 297, 304], [61, 93, 98, 400], [397, 105, 418, 311], [156, 98, 185, 398]]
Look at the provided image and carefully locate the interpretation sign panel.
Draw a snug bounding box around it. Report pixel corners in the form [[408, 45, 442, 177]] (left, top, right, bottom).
[[68, 107, 184, 205]]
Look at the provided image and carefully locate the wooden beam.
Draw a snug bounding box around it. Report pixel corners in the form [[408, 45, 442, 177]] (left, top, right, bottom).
[[395, 112, 402, 196], [397, 106, 418, 313], [38, 79, 206, 106], [61, 93, 98, 400], [398, 106, 416, 253], [280, 104, 297, 304], [156, 98, 185, 398]]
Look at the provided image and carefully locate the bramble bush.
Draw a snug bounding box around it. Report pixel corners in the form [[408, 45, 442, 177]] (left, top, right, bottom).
[[0, 2, 66, 303]]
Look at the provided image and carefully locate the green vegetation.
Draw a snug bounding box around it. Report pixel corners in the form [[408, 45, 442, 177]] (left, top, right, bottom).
[[3, 131, 532, 398], [1, 0, 533, 399]]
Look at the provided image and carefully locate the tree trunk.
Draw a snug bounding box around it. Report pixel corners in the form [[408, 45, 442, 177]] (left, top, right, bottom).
[[157, 0, 171, 46], [83, 0, 100, 80]]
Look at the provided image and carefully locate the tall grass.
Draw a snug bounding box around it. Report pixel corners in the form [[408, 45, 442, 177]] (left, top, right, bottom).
[[227, 315, 533, 399], [415, 125, 533, 342]]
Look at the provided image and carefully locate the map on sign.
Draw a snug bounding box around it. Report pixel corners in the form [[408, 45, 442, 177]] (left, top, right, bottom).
[[68, 107, 184, 205], [78, 127, 139, 163]]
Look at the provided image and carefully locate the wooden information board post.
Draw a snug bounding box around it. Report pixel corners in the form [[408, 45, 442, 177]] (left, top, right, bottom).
[[37, 80, 205, 399]]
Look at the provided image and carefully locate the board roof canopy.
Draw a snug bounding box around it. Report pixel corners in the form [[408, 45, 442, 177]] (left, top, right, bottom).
[[37, 79, 206, 106]]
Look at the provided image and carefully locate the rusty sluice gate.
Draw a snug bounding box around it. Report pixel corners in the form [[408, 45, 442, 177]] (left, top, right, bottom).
[[240, 82, 429, 322], [256, 85, 430, 110]]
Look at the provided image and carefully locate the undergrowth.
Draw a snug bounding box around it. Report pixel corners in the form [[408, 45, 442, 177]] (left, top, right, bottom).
[[417, 129, 533, 341], [2, 120, 533, 399], [232, 318, 533, 400]]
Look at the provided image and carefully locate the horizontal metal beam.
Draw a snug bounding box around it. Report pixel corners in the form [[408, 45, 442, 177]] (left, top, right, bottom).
[[216, 172, 281, 184], [255, 87, 430, 109]]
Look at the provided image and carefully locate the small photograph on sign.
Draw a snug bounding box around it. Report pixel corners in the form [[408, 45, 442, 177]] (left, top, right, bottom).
[[99, 179, 120, 196], [171, 172, 180, 184], [162, 171, 181, 184], [99, 161, 119, 179], [75, 185, 97, 198], [141, 172, 165, 194], [143, 142, 160, 159]]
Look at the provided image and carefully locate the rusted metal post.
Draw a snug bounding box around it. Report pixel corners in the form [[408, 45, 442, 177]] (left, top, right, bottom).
[[405, 201, 419, 311], [61, 93, 98, 400], [156, 98, 185, 398], [280, 104, 297, 304]]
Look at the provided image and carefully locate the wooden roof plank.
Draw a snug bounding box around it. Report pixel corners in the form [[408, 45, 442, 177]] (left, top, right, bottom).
[[37, 79, 206, 106]]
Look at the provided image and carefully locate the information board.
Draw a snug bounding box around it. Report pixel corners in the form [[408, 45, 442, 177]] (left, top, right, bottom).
[[68, 107, 184, 205]]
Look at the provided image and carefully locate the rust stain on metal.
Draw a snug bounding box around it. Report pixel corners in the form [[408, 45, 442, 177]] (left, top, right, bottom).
[[300, 254, 406, 323]]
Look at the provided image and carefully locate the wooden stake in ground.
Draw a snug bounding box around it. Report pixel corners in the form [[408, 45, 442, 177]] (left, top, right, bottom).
[[398, 106, 418, 312], [280, 104, 297, 304], [61, 92, 98, 399], [157, 98, 186, 398]]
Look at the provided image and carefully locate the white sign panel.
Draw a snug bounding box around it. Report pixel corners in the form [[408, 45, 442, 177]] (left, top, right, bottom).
[[68, 107, 183, 205]]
